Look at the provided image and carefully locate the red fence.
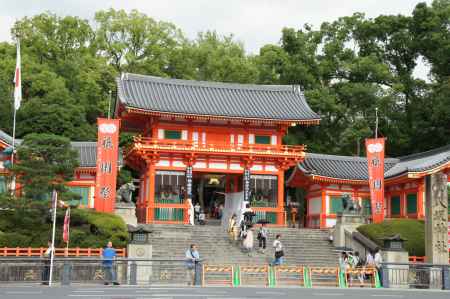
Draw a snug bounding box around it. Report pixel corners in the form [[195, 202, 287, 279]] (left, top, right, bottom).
[[409, 256, 450, 264], [0, 247, 126, 257]]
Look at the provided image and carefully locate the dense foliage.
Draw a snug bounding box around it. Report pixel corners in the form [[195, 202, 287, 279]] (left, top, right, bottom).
[[0, 1, 449, 156], [0, 194, 128, 248], [357, 219, 425, 256], [12, 133, 79, 200]]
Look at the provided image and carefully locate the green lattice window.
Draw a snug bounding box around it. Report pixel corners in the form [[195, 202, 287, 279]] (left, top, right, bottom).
[[253, 211, 277, 224], [68, 186, 89, 206], [164, 130, 182, 140], [362, 198, 371, 215], [391, 195, 401, 216], [0, 176, 6, 193], [406, 193, 417, 214], [155, 208, 184, 221], [330, 196, 344, 214], [255, 135, 271, 145]]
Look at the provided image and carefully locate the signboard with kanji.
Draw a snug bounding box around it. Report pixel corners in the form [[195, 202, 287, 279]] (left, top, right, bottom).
[[94, 118, 120, 212], [243, 168, 250, 202], [366, 138, 385, 223]]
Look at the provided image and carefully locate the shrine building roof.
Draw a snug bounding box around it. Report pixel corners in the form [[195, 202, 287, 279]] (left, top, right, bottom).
[[116, 73, 320, 123], [0, 130, 121, 169], [294, 145, 450, 182]]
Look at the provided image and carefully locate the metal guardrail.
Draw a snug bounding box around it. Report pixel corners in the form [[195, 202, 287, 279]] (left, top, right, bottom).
[[381, 262, 450, 290], [1, 258, 449, 290], [0, 258, 190, 286]]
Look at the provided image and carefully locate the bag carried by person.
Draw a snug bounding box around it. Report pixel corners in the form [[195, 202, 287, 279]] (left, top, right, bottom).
[[275, 250, 284, 258]]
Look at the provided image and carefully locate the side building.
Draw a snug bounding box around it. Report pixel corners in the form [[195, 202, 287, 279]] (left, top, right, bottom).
[[0, 130, 98, 207], [288, 146, 450, 228], [115, 73, 320, 225]]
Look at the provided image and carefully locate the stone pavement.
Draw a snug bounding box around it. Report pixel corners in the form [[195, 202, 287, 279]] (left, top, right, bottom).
[[1, 285, 450, 299]]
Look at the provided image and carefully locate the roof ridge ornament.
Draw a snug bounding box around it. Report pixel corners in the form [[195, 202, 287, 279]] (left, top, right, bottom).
[[292, 84, 302, 94]]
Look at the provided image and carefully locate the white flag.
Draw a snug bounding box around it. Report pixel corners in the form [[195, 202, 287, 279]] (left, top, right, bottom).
[[13, 39, 21, 110]]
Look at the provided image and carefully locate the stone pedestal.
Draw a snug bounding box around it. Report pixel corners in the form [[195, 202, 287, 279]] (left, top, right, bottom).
[[334, 213, 365, 248], [115, 203, 138, 226], [127, 243, 153, 285], [425, 172, 449, 265], [383, 250, 409, 288]]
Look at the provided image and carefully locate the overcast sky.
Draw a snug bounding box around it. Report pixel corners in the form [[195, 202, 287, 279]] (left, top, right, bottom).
[[0, 0, 432, 78]]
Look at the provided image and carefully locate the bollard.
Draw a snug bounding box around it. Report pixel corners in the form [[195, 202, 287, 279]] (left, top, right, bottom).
[[442, 266, 450, 290], [61, 261, 72, 286], [194, 262, 202, 286], [130, 262, 137, 285], [381, 267, 388, 288]]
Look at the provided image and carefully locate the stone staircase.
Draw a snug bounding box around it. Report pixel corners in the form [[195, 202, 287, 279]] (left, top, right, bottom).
[[143, 224, 339, 267]]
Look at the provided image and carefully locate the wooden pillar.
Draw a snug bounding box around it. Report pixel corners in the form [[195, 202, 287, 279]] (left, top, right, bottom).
[[137, 173, 146, 223], [320, 188, 327, 229], [276, 171, 285, 226], [233, 175, 239, 192], [146, 161, 156, 224], [400, 189, 406, 218], [417, 178, 425, 219]]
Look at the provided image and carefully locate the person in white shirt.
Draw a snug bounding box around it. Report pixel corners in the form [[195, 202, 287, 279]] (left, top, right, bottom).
[[41, 240, 53, 285], [366, 251, 375, 267], [194, 202, 201, 222], [374, 248, 383, 286], [272, 234, 284, 266]]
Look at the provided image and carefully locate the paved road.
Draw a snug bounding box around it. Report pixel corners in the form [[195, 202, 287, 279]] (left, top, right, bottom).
[[1, 285, 449, 299]]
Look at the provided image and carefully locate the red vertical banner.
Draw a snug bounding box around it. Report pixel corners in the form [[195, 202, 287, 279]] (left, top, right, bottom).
[[365, 138, 385, 223], [94, 118, 120, 213]]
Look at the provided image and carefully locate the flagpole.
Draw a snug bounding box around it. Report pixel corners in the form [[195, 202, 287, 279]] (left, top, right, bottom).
[[49, 190, 57, 287], [10, 37, 21, 195], [375, 107, 379, 139], [66, 207, 70, 254]]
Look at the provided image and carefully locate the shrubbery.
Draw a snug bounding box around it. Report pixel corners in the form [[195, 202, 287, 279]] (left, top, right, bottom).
[[0, 194, 128, 248], [357, 219, 425, 256]]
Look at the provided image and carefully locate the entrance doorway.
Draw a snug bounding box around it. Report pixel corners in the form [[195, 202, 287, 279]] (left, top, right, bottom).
[[192, 173, 241, 223]]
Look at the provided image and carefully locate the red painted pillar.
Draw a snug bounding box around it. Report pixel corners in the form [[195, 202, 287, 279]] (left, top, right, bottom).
[[320, 189, 327, 229], [146, 162, 156, 224], [417, 179, 425, 219], [276, 171, 285, 226]]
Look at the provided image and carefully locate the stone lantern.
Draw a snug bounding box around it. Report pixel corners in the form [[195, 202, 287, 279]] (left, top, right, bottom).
[[382, 234, 406, 251]]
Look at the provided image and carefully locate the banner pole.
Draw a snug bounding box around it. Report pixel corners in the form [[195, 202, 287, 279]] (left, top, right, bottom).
[[375, 107, 378, 139], [66, 207, 70, 256], [49, 190, 58, 286]]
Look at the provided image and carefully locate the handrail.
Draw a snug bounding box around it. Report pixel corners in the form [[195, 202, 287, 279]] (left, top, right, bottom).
[[131, 137, 306, 156]]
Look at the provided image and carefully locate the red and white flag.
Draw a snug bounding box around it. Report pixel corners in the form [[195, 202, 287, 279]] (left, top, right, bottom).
[[13, 39, 22, 110], [63, 207, 71, 243]]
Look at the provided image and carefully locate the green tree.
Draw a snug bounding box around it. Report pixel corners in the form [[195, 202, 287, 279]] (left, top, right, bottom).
[[12, 133, 79, 200]]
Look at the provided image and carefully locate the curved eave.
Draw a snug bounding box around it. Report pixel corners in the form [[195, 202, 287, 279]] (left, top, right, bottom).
[[387, 160, 450, 180], [124, 107, 321, 125], [287, 164, 368, 186], [310, 175, 368, 186], [75, 167, 96, 174]]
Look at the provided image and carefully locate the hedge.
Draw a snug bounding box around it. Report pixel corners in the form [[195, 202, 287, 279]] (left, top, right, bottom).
[[357, 219, 425, 256], [0, 196, 128, 248]]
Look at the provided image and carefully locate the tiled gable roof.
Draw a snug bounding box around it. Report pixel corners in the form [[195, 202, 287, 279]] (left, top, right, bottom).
[[298, 145, 450, 181], [116, 73, 320, 122]]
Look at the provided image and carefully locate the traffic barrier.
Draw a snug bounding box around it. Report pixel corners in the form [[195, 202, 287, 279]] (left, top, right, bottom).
[[273, 266, 307, 287], [238, 265, 272, 287], [308, 267, 340, 287], [344, 267, 380, 288], [201, 264, 234, 287]]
